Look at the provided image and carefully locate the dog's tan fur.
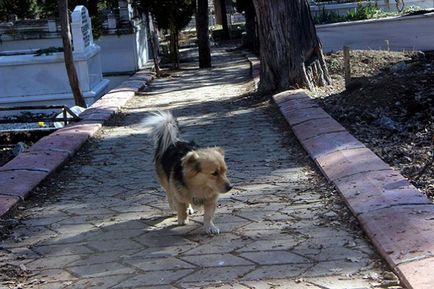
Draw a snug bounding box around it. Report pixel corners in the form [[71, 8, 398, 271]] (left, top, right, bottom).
[[145, 111, 232, 234], [156, 147, 230, 234]]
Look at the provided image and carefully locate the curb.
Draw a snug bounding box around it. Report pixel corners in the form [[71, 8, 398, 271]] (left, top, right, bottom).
[[274, 90, 434, 289], [245, 53, 260, 90], [0, 71, 154, 217], [243, 54, 433, 289]]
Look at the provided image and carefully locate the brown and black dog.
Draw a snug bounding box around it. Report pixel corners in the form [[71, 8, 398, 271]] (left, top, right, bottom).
[[145, 111, 232, 234]]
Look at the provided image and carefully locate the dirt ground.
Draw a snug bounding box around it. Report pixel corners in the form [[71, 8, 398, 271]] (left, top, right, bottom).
[[312, 49, 433, 200]]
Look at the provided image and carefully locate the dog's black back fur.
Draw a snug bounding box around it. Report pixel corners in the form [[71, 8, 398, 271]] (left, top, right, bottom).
[[158, 141, 197, 186]]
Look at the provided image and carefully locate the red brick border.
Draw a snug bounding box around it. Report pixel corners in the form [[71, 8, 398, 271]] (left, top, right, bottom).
[[0, 72, 154, 217], [272, 89, 434, 289]]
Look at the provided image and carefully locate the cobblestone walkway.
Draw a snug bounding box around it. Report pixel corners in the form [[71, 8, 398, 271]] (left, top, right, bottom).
[[0, 49, 398, 288]]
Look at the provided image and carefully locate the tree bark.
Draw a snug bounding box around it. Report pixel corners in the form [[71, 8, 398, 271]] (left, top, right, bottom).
[[58, 0, 86, 107], [219, 0, 230, 39], [169, 24, 180, 69], [243, 0, 257, 51], [196, 0, 211, 68], [252, 0, 331, 93], [145, 11, 161, 77]]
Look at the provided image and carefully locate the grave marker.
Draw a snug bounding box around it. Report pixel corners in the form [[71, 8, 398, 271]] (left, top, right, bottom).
[[71, 6, 94, 53]]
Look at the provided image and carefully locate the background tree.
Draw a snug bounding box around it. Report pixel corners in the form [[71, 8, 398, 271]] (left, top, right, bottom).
[[196, 0, 211, 68], [35, 0, 117, 39], [233, 0, 257, 51], [252, 0, 331, 92], [143, 9, 161, 77], [138, 0, 195, 69], [0, 0, 36, 21], [218, 0, 229, 39], [58, 0, 86, 107]]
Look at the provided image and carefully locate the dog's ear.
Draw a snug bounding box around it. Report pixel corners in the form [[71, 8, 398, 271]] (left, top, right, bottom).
[[182, 151, 201, 175], [215, 147, 224, 156]]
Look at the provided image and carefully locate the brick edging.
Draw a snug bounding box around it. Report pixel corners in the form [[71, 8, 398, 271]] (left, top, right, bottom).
[[244, 54, 433, 289], [274, 90, 434, 289], [245, 53, 260, 90], [0, 71, 155, 217]]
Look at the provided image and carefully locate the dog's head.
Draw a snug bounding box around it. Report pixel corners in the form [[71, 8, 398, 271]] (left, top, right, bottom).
[[181, 147, 232, 195]]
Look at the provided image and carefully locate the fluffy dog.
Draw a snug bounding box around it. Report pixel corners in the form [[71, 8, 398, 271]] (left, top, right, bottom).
[[145, 111, 232, 234]]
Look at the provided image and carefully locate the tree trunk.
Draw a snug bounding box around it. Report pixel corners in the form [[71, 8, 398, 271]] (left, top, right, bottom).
[[252, 0, 331, 93], [58, 0, 86, 107], [219, 0, 230, 39], [169, 25, 180, 69], [243, 0, 257, 51], [145, 12, 161, 77], [196, 0, 211, 68]]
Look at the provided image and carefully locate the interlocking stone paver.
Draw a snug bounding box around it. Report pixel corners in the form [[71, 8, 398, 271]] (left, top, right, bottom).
[[240, 250, 310, 265], [66, 275, 129, 289], [307, 276, 375, 289], [26, 255, 81, 270], [181, 253, 254, 267], [125, 256, 195, 271], [181, 266, 256, 283], [86, 238, 144, 252], [0, 47, 395, 288], [67, 249, 140, 266], [31, 243, 95, 256], [241, 263, 311, 280], [112, 269, 194, 287], [302, 259, 369, 277], [67, 261, 137, 278]]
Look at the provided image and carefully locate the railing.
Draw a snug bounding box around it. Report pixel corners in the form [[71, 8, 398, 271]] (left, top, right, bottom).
[[0, 105, 80, 127]]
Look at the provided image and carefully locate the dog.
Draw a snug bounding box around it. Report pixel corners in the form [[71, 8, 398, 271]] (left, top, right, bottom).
[[145, 111, 232, 234]]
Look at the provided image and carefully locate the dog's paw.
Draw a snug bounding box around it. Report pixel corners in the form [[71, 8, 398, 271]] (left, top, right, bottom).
[[205, 224, 220, 235], [178, 218, 189, 226]]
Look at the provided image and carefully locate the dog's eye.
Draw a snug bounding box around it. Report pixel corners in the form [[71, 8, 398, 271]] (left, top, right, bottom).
[[211, 171, 218, 176]]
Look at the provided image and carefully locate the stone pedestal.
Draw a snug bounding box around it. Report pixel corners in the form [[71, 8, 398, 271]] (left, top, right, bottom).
[[0, 6, 109, 107]]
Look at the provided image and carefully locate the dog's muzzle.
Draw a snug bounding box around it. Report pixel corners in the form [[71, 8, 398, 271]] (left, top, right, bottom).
[[224, 183, 233, 193]]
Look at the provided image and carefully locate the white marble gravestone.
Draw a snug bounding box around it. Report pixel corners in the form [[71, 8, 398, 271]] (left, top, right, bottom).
[[0, 5, 109, 107], [71, 6, 94, 53]]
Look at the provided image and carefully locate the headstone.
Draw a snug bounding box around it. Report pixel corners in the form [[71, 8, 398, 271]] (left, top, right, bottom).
[[47, 19, 57, 32], [107, 12, 117, 29], [71, 5, 94, 53], [119, 0, 133, 23]]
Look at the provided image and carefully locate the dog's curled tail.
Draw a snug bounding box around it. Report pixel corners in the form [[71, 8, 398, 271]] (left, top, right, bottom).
[[143, 110, 179, 158]]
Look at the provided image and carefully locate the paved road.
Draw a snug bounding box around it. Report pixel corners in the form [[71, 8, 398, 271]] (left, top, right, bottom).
[[0, 48, 399, 288]]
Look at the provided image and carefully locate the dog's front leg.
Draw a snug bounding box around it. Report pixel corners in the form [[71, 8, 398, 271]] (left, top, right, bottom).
[[203, 201, 219, 234], [176, 202, 189, 225]]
